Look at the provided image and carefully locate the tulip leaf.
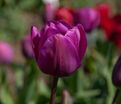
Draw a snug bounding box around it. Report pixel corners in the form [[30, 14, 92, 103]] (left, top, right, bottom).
[[0, 86, 14, 104]]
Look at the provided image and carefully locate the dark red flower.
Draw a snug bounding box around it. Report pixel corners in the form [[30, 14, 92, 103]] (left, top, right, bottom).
[[95, 3, 112, 28], [104, 14, 121, 48], [111, 14, 121, 47], [55, 7, 74, 25]]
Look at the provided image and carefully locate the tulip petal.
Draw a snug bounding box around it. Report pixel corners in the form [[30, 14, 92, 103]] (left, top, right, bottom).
[[77, 24, 87, 60], [42, 27, 59, 43], [59, 20, 72, 29], [31, 26, 41, 59], [37, 34, 81, 77], [65, 26, 80, 51], [56, 21, 72, 34]]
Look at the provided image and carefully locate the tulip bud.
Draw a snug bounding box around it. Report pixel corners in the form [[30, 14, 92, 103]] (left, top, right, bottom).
[[31, 20, 87, 77], [74, 8, 100, 33], [22, 35, 33, 59], [0, 42, 14, 64], [112, 56, 121, 88], [60, 90, 73, 104], [55, 7, 74, 25]]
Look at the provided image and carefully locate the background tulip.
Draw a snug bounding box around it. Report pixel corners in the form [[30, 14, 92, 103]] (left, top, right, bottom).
[[96, 3, 112, 28], [111, 14, 121, 47], [43, 0, 60, 21], [55, 7, 74, 25], [31, 20, 87, 77], [0, 42, 14, 64], [43, 0, 59, 8], [102, 14, 121, 48], [22, 35, 33, 59], [74, 8, 100, 33], [112, 55, 121, 88], [60, 90, 73, 104], [44, 3, 56, 21]]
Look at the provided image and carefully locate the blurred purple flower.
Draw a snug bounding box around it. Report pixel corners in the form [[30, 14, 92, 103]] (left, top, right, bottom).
[[61, 90, 73, 104], [74, 8, 100, 33], [22, 35, 33, 59], [0, 42, 14, 64], [31, 20, 87, 77], [112, 56, 121, 88]]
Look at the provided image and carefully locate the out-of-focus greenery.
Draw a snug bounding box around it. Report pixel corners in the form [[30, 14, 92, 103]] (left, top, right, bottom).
[[0, 0, 120, 104], [0, 0, 43, 43]]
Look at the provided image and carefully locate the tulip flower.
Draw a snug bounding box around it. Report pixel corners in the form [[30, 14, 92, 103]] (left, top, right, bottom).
[[112, 55, 121, 88], [112, 55, 121, 104], [0, 42, 14, 64], [102, 14, 121, 48], [74, 8, 100, 33], [43, 0, 59, 21], [31, 20, 87, 104], [44, 3, 55, 21], [95, 3, 112, 28], [31, 20, 87, 77], [22, 35, 33, 59], [43, 0, 59, 8], [55, 7, 74, 25], [111, 14, 121, 47], [60, 90, 73, 104]]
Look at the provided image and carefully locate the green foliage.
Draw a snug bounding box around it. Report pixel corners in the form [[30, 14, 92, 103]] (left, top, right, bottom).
[[0, 8, 25, 43]]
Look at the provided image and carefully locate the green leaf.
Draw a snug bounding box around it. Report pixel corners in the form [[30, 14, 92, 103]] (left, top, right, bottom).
[[0, 86, 14, 104]]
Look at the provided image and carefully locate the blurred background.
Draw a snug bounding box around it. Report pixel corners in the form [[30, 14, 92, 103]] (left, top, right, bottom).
[[0, 0, 121, 104]]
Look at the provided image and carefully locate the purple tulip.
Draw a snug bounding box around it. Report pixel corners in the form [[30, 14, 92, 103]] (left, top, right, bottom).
[[22, 35, 33, 59], [31, 20, 87, 77], [112, 56, 121, 88], [74, 8, 100, 33], [61, 90, 73, 104], [0, 42, 14, 64]]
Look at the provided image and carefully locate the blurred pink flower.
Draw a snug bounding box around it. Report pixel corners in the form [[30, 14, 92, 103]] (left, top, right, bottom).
[[61, 90, 73, 104], [44, 3, 55, 21], [0, 42, 14, 64]]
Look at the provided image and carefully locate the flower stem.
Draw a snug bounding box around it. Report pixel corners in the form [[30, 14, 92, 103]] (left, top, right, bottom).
[[50, 77, 59, 104], [112, 89, 120, 104]]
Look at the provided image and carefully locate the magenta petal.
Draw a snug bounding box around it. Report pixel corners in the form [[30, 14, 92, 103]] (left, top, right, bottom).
[[65, 26, 80, 51], [31, 26, 40, 59], [59, 20, 72, 29], [37, 34, 81, 77], [77, 24, 87, 60], [42, 27, 59, 43], [56, 22, 69, 34]]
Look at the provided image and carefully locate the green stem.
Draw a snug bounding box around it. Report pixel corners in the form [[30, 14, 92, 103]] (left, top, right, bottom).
[[50, 77, 59, 104], [112, 89, 120, 104]]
